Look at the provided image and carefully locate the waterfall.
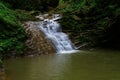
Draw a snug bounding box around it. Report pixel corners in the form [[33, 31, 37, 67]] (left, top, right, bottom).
[[37, 14, 78, 53]]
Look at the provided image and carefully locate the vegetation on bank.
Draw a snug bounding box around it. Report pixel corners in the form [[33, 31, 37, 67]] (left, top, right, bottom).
[[0, 1, 26, 65], [58, 0, 120, 48]]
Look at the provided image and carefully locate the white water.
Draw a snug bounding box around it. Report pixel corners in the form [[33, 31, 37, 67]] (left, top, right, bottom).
[[37, 14, 78, 53]]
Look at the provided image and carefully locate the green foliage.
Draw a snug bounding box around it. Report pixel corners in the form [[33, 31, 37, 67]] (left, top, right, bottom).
[[57, 0, 87, 13], [60, 0, 120, 48], [14, 10, 39, 22], [0, 2, 19, 26], [0, 1, 26, 63]]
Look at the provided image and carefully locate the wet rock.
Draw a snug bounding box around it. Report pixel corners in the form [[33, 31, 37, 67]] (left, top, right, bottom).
[[23, 21, 55, 55]]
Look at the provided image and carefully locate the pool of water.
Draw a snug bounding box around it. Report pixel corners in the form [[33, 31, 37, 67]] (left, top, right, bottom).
[[4, 50, 120, 80]]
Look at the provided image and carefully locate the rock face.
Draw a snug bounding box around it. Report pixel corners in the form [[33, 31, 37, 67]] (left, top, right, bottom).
[[23, 21, 55, 55]]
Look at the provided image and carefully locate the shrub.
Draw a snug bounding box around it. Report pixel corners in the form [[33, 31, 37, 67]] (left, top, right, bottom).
[[0, 1, 26, 62]]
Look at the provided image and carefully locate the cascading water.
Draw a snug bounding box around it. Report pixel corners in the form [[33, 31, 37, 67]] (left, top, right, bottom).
[[37, 14, 78, 53]]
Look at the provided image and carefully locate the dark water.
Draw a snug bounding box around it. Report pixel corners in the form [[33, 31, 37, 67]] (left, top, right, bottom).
[[4, 50, 120, 80]]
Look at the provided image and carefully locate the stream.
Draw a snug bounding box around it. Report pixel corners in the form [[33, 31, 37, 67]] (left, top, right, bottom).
[[4, 50, 120, 80]]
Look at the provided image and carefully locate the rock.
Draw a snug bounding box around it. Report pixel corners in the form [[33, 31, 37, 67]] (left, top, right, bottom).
[[23, 21, 55, 55]]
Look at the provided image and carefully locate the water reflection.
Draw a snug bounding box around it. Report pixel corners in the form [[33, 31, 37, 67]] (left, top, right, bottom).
[[45, 54, 71, 80], [4, 50, 120, 80], [5, 54, 72, 80]]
